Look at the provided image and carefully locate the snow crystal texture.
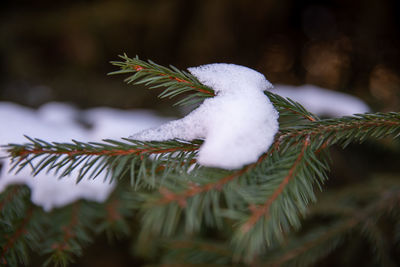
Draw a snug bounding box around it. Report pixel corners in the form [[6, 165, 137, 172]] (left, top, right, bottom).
[[131, 63, 279, 169]]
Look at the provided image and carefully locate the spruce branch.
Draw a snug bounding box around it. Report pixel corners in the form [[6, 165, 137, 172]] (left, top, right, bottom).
[[42, 202, 91, 267], [0, 207, 34, 265], [101, 200, 130, 240], [8, 112, 398, 205], [264, 91, 318, 123], [0, 186, 44, 266], [131, 112, 399, 261], [156, 179, 400, 266], [241, 137, 311, 234], [2, 55, 400, 266], [262, 187, 400, 267], [139, 112, 400, 215], [39, 190, 132, 267], [276, 112, 400, 152], [4, 112, 400, 264], [5, 137, 200, 185], [110, 54, 214, 106], [263, 221, 354, 267], [110, 55, 319, 122], [157, 152, 270, 207], [0, 186, 21, 213], [96, 186, 133, 242], [229, 140, 329, 262], [51, 203, 81, 253]]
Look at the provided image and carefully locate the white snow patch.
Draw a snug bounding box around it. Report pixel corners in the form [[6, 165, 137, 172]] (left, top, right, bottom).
[[272, 84, 370, 117], [131, 63, 279, 169], [84, 107, 172, 140], [0, 102, 170, 211], [37, 102, 79, 125]]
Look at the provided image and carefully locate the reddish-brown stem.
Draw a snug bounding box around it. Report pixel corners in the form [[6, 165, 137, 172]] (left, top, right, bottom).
[[241, 137, 310, 233], [269, 217, 358, 267], [0, 207, 34, 263], [130, 64, 215, 96], [105, 198, 121, 222], [0, 187, 20, 212], [283, 108, 316, 122], [278, 119, 400, 141], [15, 145, 199, 159], [51, 202, 80, 252], [158, 153, 270, 207], [314, 139, 330, 154]]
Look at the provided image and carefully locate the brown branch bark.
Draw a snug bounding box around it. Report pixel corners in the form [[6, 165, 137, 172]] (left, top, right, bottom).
[[14, 144, 199, 158]]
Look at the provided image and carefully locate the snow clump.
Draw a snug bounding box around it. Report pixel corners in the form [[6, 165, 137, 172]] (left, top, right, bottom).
[[131, 63, 279, 169]]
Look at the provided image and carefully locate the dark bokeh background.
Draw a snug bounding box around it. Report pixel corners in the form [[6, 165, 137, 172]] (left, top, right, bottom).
[[1, 0, 399, 113], [1, 1, 400, 266]]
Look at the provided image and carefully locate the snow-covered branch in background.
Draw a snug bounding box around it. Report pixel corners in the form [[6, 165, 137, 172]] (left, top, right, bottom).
[[0, 102, 171, 211], [271, 84, 370, 117]]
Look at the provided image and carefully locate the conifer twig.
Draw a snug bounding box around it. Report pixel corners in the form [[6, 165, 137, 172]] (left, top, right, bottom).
[[110, 54, 214, 106], [264, 188, 400, 266], [158, 153, 270, 207], [2, 55, 400, 266], [51, 203, 81, 253], [105, 198, 122, 223], [0, 186, 20, 212], [0, 207, 34, 264], [241, 136, 310, 233]]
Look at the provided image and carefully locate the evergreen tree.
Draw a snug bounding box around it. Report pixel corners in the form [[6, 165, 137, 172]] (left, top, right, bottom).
[[1, 55, 400, 266]]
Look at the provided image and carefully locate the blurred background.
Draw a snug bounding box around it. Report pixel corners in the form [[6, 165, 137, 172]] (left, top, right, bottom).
[[1, 0, 400, 266], [1, 0, 399, 113]]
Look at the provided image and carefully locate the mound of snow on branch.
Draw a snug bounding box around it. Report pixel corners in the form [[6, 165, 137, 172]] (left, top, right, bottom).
[[131, 63, 280, 169]]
